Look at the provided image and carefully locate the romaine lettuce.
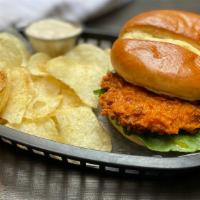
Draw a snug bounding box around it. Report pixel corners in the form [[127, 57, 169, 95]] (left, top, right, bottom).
[[110, 118, 200, 152]]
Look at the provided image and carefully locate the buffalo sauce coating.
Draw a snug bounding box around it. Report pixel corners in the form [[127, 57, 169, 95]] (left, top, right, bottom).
[[99, 72, 200, 135]]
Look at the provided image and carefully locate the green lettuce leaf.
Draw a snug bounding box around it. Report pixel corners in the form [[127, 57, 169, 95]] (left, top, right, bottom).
[[139, 133, 200, 152], [110, 118, 200, 152], [93, 88, 107, 97]]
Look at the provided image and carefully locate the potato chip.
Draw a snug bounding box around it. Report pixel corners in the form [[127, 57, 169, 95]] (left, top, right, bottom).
[[64, 44, 110, 67], [59, 86, 84, 109], [0, 118, 7, 125], [25, 96, 62, 120], [24, 76, 62, 120], [7, 118, 61, 142], [55, 106, 112, 151], [27, 52, 50, 76], [31, 76, 61, 97], [104, 48, 113, 71], [0, 71, 10, 113], [1, 68, 32, 124], [46, 44, 110, 108], [0, 33, 29, 68]]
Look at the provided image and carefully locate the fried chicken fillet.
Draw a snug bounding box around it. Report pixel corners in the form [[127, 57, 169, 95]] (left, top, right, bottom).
[[99, 73, 200, 135]]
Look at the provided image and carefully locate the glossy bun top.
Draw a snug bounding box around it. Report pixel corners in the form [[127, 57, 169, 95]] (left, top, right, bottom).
[[111, 10, 200, 101]]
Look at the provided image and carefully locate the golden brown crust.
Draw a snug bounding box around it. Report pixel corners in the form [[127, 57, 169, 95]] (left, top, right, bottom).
[[121, 10, 200, 44], [100, 73, 200, 135], [112, 10, 200, 100]]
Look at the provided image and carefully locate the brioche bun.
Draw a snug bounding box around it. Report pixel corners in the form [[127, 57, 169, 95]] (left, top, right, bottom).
[[111, 10, 200, 101]]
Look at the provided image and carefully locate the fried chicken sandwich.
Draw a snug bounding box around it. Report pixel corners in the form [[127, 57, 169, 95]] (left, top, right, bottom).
[[98, 10, 200, 152]]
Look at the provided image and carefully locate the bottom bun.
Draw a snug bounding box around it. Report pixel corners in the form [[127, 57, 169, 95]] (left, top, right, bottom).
[[109, 117, 144, 147]]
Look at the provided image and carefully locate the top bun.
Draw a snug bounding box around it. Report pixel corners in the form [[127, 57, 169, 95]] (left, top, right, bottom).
[[111, 10, 200, 101]]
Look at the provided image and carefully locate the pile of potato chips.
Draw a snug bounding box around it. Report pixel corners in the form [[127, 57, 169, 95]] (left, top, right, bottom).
[[0, 32, 112, 152]]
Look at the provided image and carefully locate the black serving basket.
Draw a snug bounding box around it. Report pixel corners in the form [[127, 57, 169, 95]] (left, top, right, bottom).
[[1, 28, 200, 176]]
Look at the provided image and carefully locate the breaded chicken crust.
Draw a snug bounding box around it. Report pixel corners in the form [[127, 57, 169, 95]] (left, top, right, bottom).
[[99, 72, 200, 135]]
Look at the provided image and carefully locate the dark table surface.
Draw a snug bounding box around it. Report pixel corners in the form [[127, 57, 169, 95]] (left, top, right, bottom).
[[2, 1, 200, 199]]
